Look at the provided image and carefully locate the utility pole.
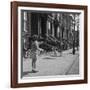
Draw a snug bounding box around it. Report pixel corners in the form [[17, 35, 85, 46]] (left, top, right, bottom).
[[72, 14, 76, 55]]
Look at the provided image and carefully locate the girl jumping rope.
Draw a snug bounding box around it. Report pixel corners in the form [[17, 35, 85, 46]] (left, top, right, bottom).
[[31, 35, 43, 72]]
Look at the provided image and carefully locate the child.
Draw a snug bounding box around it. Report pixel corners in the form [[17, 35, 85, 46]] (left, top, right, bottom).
[[52, 47, 57, 56], [31, 35, 43, 72]]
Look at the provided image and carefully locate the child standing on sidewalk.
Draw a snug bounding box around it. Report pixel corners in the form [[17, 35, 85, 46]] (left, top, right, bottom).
[[31, 35, 43, 72]]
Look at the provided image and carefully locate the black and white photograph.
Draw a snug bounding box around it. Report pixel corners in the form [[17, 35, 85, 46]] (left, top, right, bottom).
[[11, 2, 87, 87], [18, 7, 84, 82]]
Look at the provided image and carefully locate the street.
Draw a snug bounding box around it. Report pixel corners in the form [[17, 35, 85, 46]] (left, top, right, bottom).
[[22, 49, 79, 77]]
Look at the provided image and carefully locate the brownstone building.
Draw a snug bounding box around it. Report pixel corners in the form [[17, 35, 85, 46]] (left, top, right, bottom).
[[21, 10, 80, 51]]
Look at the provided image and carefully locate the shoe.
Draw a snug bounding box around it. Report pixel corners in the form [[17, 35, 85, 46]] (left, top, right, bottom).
[[32, 69, 38, 73]]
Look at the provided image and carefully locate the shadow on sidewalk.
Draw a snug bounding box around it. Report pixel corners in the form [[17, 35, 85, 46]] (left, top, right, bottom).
[[22, 71, 39, 76], [42, 56, 56, 60]]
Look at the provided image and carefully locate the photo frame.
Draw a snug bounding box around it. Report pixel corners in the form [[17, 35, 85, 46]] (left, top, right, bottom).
[[11, 1, 88, 88]]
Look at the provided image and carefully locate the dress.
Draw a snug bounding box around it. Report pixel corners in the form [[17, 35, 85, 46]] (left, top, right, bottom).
[[30, 41, 39, 60]]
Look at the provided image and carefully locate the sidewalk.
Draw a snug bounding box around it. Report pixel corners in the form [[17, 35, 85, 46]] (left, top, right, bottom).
[[23, 49, 79, 77]]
